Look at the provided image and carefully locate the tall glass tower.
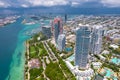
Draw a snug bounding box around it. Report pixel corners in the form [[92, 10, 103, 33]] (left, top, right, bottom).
[[52, 17, 63, 44], [75, 26, 91, 69], [57, 34, 66, 52], [42, 26, 52, 38], [91, 25, 103, 54]]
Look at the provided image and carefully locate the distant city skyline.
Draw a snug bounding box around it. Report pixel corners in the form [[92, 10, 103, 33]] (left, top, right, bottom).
[[0, 0, 120, 8]]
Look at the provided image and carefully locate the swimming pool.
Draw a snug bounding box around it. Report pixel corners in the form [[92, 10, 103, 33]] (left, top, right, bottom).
[[113, 77, 118, 80], [105, 69, 112, 78], [110, 57, 120, 65], [65, 47, 72, 52], [105, 69, 118, 80]]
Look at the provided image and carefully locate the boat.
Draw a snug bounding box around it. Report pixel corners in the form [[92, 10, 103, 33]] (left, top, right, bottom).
[[25, 22, 35, 25]]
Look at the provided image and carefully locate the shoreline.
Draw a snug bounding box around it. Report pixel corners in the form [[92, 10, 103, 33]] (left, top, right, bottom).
[[24, 40, 30, 80], [24, 41, 27, 80], [5, 39, 27, 80]]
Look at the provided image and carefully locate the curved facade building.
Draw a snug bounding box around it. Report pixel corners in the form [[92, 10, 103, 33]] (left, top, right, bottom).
[[52, 17, 63, 44], [57, 34, 66, 51], [75, 26, 91, 69], [91, 25, 103, 54]]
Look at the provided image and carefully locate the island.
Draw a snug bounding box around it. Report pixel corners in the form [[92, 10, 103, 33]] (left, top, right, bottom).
[[0, 16, 20, 27]]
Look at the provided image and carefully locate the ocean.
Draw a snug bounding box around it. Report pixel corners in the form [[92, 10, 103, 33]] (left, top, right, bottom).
[[0, 17, 41, 80]]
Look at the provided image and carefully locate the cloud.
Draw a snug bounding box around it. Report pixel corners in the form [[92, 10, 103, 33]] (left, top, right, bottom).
[[21, 4, 29, 8], [71, 2, 80, 7], [70, 0, 99, 7], [0, 1, 10, 8], [25, 0, 69, 7], [101, 0, 120, 7], [0, 0, 120, 8], [0, 1, 4, 6]]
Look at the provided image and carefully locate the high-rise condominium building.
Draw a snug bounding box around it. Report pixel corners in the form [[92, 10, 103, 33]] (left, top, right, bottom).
[[75, 26, 91, 69], [57, 34, 66, 51], [52, 17, 63, 44], [42, 26, 52, 38], [91, 25, 103, 54]]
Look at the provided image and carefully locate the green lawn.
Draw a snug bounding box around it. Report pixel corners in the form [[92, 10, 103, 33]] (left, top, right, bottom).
[[30, 67, 43, 80], [45, 62, 67, 80], [30, 45, 36, 53]]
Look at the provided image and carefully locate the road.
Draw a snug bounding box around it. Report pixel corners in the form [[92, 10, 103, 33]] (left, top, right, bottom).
[[43, 41, 68, 78], [41, 58, 50, 80], [26, 41, 30, 80], [42, 41, 58, 62]]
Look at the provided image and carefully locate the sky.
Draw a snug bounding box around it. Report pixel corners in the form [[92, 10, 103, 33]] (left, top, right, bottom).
[[0, 0, 120, 8]]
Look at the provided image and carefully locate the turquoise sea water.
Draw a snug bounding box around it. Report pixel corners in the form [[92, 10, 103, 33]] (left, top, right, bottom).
[[0, 16, 48, 80], [5, 18, 41, 80], [0, 18, 22, 80]]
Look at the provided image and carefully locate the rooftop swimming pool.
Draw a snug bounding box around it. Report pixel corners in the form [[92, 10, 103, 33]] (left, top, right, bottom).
[[110, 57, 120, 65], [65, 47, 72, 52]]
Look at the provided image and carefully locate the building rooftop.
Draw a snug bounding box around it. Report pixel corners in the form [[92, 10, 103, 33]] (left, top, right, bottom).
[[92, 25, 103, 29], [102, 50, 110, 54], [65, 60, 94, 78], [28, 59, 40, 69], [110, 44, 119, 49], [42, 25, 51, 28], [54, 17, 62, 23]]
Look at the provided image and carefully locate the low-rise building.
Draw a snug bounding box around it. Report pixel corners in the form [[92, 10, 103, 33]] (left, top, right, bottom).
[[28, 59, 40, 69], [65, 60, 94, 80], [66, 34, 76, 43], [101, 50, 110, 54], [110, 44, 119, 49], [92, 62, 102, 69], [99, 55, 106, 61]]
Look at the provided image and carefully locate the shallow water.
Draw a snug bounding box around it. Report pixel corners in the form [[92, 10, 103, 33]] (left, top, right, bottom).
[[0, 16, 43, 80]]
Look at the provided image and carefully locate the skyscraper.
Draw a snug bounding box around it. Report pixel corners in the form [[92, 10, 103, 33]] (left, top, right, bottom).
[[57, 34, 66, 51], [65, 14, 67, 23], [75, 26, 91, 69], [91, 25, 103, 54], [42, 26, 52, 38], [52, 17, 63, 44]]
